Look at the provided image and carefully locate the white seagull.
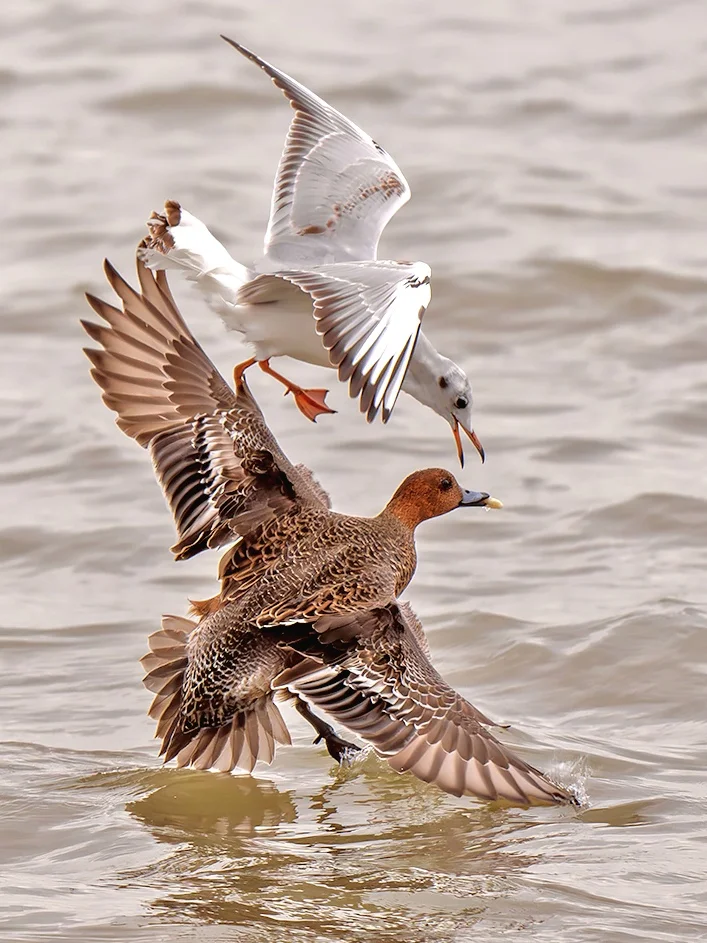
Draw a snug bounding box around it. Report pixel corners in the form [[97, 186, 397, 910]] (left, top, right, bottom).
[[139, 36, 484, 465]]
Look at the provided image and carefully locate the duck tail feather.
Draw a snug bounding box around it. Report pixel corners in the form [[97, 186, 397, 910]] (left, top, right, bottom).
[[141, 615, 195, 755], [168, 697, 291, 774]]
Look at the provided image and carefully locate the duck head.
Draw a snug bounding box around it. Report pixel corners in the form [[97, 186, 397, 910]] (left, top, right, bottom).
[[383, 468, 501, 530]]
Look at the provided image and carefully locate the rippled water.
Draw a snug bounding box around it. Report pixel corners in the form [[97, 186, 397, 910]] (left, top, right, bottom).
[[2, 1, 707, 940]]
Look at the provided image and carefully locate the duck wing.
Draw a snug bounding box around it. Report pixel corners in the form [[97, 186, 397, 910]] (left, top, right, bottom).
[[222, 37, 411, 265], [272, 602, 576, 807], [82, 259, 328, 560]]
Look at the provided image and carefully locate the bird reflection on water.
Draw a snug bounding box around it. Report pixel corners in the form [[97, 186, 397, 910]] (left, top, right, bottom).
[[121, 760, 547, 939], [127, 769, 296, 841]]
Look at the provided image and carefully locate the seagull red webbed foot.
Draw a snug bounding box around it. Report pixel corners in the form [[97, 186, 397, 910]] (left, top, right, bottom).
[[233, 357, 336, 422]]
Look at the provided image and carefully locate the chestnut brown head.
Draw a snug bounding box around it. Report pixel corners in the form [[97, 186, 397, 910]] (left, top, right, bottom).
[[383, 468, 501, 530]]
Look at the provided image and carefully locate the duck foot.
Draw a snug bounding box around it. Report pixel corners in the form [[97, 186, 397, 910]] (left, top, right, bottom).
[[315, 730, 361, 765], [259, 359, 336, 422], [294, 697, 360, 764]]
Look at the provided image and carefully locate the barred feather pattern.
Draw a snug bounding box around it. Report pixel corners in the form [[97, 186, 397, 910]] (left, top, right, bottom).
[[272, 603, 577, 806], [82, 259, 329, 558], [142, 614, 292, 773]]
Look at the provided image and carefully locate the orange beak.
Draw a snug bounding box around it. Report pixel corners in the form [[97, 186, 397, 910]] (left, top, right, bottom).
[[452, 419, 485, 467]]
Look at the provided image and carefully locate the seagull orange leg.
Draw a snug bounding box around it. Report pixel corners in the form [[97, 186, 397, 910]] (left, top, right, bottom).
[[258, 359, 336, 422], [233, 357, 257, 391]]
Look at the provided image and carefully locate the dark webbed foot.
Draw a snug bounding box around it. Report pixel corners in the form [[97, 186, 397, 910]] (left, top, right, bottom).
[[295, 697, 361, 764], [314, 729, 361, 765]]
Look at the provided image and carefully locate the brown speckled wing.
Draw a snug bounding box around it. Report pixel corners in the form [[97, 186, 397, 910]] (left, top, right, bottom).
[[273, 603, 576, 807], [244, 559, 399, 630], [82, 259, 328, 558], [141, 614, 292, 773]]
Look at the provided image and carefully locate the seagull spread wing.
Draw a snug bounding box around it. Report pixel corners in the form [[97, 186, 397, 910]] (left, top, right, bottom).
[[239, 260, 431, 422], [82, 259, 328, 559], [223, 37, 411, 265]]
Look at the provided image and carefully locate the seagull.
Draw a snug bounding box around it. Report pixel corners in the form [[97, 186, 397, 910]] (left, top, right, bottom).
[[139, 36, 484, 466]]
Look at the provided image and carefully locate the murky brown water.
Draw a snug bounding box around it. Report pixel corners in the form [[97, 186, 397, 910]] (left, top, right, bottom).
[[2, 1, 707, 940]]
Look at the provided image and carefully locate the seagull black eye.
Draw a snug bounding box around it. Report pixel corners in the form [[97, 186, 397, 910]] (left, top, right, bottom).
[[455, 395, 468, 410], [440, 477, 453, 491], [438, 376, 448, 389]]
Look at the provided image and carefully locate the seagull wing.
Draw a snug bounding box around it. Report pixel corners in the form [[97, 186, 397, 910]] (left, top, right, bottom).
[[239, 260, 431, 422], [223, 37, 411, 264]]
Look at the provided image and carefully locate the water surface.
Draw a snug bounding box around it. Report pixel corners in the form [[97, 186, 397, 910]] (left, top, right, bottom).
[[1, 1, 706, 940]]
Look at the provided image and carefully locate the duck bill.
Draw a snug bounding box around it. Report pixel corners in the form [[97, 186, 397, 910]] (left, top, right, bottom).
[[459, 490, 503, 508], [452, 419, 485, 467]]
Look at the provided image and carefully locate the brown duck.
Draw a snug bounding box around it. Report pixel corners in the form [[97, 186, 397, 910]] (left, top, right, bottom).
[[81, 257, 576, 807]]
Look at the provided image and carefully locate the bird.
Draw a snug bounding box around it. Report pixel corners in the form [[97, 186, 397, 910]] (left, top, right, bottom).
[[81, 258, 576, 807], [138, 35, 485, 467]]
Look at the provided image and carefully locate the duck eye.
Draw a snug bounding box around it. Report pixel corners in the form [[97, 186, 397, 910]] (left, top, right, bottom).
[[454, 395, 468, 410], [440, 477, 453, 491], [438, 376, 448, 389]]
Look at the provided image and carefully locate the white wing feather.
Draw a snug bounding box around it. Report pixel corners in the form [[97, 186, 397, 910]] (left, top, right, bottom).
[[241, 261, 431, 422], [223, 38, 411, 265]]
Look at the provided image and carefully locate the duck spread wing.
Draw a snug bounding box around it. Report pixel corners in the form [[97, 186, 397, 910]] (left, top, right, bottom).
[[222, 37, 411, 265], [82, 259, 328, 559], [272, 603, 576, 807]]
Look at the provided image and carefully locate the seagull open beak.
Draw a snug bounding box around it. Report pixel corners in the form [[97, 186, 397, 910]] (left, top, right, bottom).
[[452, 418, 485, 467]]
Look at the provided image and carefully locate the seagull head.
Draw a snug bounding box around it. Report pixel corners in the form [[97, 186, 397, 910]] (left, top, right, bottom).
[[401, 340, 484, 467], [435, 361, 484, 468]]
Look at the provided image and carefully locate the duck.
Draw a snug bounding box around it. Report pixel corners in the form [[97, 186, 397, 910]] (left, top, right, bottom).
[[138, 36, 485, 467], [81, 258, 576, 807]]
